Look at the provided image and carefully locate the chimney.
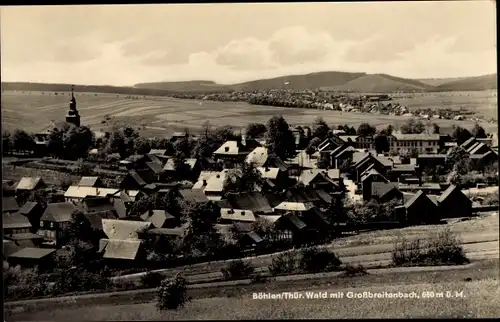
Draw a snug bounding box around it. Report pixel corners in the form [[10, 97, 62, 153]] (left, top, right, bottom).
[[202, 179, 207, 186], [265, 166, 270, 172], [96, 187, 99, 196]]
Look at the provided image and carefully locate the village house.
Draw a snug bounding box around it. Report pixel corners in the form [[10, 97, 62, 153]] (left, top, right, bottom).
[[178, 188, 210, 204], [3, 213, 32, 236], [4, 232, 44, 249], [352, 152, 392, 182], [273, 212, 307, 245], [99, 219, 152, 263], [3, 180, 16, 197], [163, 158, 201, 180], [387, 134, 440, 154], [120, 170, 148, 190], [140, 209, 177, 229], [403, 190, 440, 225], [38, 202, 78, 247], [287, 150, 316, 176], [2, 196, 20, 214], [370, 182, 404, 203], [64, 186, 120, 203], [18, 202, 45, 230], [437, 185, 472, 219], [329, 145, 357, 169], [416, 154, 447, 170], [213, 137, 261, 167], [238, 231, 265, 251], [385, 164, 421, 183], [219, 208, 257, 224], [297, 169, 343, 193], [77, 176, 103, 187], [397, 182, 442, 195], [360, 169, 389, 201], [226, 192, 274, 216], [7, 248, 57, 271], [15, 177, 46, 194], [469, 150, 498, 170], [468, 142, 491, 156], [245, 147, 290, 171]]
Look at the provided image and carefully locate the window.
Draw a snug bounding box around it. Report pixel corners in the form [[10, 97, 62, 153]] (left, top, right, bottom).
[[50, 222, 55, 228], [40, 221, 44, 227]]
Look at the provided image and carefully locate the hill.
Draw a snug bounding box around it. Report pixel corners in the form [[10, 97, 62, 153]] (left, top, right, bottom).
[[434, 73, 497, 92], [331, 74, 433, 92], [417, 77, 470, 86], [134, 80, 226, 91]]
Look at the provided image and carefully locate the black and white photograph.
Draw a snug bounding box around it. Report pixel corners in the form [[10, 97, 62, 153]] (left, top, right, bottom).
[[2, 1, 498, 320]]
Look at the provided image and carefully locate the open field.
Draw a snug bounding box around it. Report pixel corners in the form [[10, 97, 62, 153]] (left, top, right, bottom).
[[1, 90, 497, 137], [7, 264, 499, 320]]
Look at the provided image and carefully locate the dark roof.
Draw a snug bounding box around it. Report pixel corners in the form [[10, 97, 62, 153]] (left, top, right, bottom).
[[315, 190, 333, 204], [437, 184, 462, 203], [145, 161, 164, 174], [127, 170, 147, 187], [361, 169, 382, 182], [371, 182, 399, 199], [233, 222, 254, 233], [141, 210, 175, 228], [84, 211, 118, 230], [19, 202, 42, 216], [242, 231, 263, 244], [147, 227, 185, 237], [226, 192, 273, 214], [310, 207, 330, 225], [285, 187, 320, 203], [120, 190, 133, 203], [3, 213, 32, 229], [146, 154, 163, 165], [417, 154, 447, 159], [280, 213, 307, 230], [179, 189, 209, 203], [78, 176, 101, 187], [404, 190, 437, 209], [83, 196, 115, 213], [3, 240, 22, 257], [461, 137, 477, 149], [9, 247, 57, 259], [2, 197, 19, 213], [40, 202, 77, 222]]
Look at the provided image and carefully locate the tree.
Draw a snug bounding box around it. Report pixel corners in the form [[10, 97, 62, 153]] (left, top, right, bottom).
[[356, 123, 376, 136], [451, 125, 472, 145], [134, 137, 151, 155], [471, 123, 487, 138], [213, 126, 236, 144], [2, 130, 11, 155], [173, 138, 192, 160], [317, 153, 331, 169], [400, 118, 426, 134], [374, 135, 390, 153], [62, 125, 94, 159], [156, 274, 189, 311], [245, 123, 267, 139], [446, 146, 471, 174], [201, 121, 212, 138], [11, 129, 36, 154], [265, 115, 296, 159], [312, 117, 330, 141], [432, 123, 440, 134], [305, 137, 322, 155], [385, 125, 394, 135]]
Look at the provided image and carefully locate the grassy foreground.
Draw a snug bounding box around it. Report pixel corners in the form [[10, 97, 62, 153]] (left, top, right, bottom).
[[7, 259, 499, 320], [9, 279, 499, 319]]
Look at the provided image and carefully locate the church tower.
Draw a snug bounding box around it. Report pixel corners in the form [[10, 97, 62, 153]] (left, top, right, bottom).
[[65, 85, 81, 127]]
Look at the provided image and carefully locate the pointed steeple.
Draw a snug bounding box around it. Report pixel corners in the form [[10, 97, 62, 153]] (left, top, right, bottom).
[[66, 84, 80, 127]]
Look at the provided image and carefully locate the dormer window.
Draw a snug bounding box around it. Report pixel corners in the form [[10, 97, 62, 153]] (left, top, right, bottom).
[[225, 147, 230, 152], [241, 211, 245, 216]]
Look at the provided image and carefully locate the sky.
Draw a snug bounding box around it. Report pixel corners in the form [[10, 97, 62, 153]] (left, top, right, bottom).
[[1, 1, 496, 86]]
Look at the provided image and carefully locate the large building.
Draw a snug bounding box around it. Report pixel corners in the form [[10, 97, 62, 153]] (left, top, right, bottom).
[[387, 134, 440, 154], [65, 85, 81, 127]]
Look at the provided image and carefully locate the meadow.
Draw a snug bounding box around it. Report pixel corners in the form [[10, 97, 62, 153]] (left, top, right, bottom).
[[1, 90, 497, 137]]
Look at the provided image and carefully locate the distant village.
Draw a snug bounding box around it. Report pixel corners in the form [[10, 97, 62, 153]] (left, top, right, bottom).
[[2, 87, 498, 276]]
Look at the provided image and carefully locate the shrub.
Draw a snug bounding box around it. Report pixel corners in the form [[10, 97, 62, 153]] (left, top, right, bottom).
[[112, 279, 137, 291], [250, 273, 268, 284], [140, 271, 164, 288], [221, 259, 255, 280], [482, 192, 499, 206], [342, 264, 368, 277], [268, 250, 300, 276], [51, 268, 111, 295], [156, 274, 189, 311], [392, 228, 469, 266], [299, 247, 342, 273]]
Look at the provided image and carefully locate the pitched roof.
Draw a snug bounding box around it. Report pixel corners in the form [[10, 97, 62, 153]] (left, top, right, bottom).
[[147, 227, 185, 237], [8, 247, 56, 259], [371, 182, 399, 199], [242, 231, 263, 244], [315, 190, 333, 204], [5, 232, 44, 241], [41, 202, 77, 222], [83, 196, 115, 213], [297, 169, 338, 186], [3, 213, 32, 229], [402, 192, 416, 204], [64, 186, 120, 199], [257, 167, 280, 179], [277, 213, 307, 230], [226, 192, 273, 214], [77, 176, 101, 187], [84, 211, 118, 230], [284, 187, 320, 203], [391, 164, 417, 171], [113, 199, 128, 219], [245, 147, 269, 166], [2, 197, 19, 213], [140, 210, 175, 228], [145, 161, 164, 174], [374, 156, 394, 167], [163, 158, 198, 171], [469, 143, 488, 155], [461, 137, 477, 149], [179, 189, 209, 203], [102, 219, 151, 240], [3, 240, 22, 257], [437, 184, 464, 203], [361, 169, 382, 182], [146, 154, 163, 165], [102, 239, 142, 260], [214, 141, 241, 155], [288, 150, 315, 169], [466, 142, 481, 153], [393, 134, 440, 141], [148, 149, 167, 156], [16, 177, 43, 190], [19, 202, 42, 216], [428, 195, 439, 206], [220, 208, 256, 222], [204, 170, 237, 193], [192, 171, 219, 190], [259, 215, 282, 224], [274, 201, 314, 212], [404, 190, 437, 209], [119, 190, 133, 203], [127, 170, 147, 187]]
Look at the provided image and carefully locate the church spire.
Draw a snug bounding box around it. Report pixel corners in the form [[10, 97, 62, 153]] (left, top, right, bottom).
[[66, 84, 80, 127]]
